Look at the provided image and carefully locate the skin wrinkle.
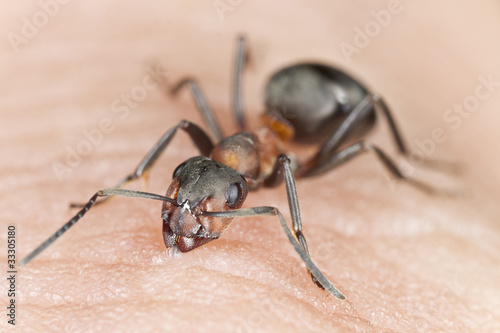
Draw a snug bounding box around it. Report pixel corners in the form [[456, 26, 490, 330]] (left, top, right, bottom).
[[1, 1, 500, 332]]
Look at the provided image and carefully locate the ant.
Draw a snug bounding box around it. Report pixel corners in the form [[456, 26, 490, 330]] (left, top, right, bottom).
[[20, 36, 447, 301]]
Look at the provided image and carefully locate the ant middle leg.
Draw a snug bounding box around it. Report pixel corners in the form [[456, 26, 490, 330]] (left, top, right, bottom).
[[232, 35, 247, 130], [170, 79, 224, 142], [171, 35, 249, 138], [70, 120, 213, 207]]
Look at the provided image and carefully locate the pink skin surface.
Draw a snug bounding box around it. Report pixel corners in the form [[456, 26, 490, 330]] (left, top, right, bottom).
[[1, 1, 500, 332]]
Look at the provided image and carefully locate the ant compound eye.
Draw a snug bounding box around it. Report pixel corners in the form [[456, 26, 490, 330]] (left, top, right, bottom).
[[225, 182, 242, 208], [172, 162, 186, 179]]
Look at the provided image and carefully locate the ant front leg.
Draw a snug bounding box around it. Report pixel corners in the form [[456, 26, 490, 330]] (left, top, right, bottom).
[[71, 120, 213, 207], [278, 155, 327, 289], [203, 155, 346, 300]]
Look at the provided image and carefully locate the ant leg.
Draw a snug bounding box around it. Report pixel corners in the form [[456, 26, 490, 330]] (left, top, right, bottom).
[[171, 79, 224, 141], [300, 140, 455, 195], [20, 189, 174, 267], [203, 155, 347, 300], [170, 36, 247, 137], [262, 155, 285, 187], [372, 94, 407, 154], [70, 120, 213, 208], [308, 94, 459, 174], [206, 207, 347, 300], [232, 35, 247, 130], [310, 94, 381, 164], [278, 155, 326, 288], [375, 95, 461, 173]]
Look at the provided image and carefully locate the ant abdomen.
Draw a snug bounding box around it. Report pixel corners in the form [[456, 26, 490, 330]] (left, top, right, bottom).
[[264, 63, 376, 144]]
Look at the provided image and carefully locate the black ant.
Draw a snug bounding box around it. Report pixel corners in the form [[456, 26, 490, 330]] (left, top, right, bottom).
[[20, 36, 447, 301]]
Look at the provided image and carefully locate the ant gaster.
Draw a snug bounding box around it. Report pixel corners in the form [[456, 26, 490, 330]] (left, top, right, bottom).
[[20, 36, 444, 301]]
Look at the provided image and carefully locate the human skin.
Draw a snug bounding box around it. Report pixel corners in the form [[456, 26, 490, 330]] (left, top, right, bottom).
[[1, 1, 499, 332]]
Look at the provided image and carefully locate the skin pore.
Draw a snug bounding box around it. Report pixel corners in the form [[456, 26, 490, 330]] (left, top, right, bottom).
[[1, 1, 499, 332]]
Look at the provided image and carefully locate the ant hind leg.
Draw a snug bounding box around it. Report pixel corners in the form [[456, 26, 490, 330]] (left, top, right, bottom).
[[300, 140, 460, 196]]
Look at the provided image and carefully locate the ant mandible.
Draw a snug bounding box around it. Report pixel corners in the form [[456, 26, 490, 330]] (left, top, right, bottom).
[[20, 36, 442, 301]]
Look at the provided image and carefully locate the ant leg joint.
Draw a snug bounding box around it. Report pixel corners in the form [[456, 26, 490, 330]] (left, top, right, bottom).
[[278, 154, 291, 165]]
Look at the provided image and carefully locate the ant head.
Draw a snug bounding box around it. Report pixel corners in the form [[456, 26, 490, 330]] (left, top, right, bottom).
[[162, 156, 249, 252]]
